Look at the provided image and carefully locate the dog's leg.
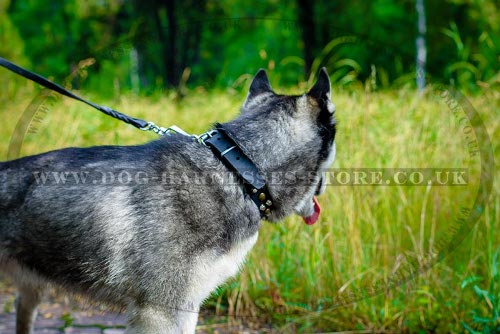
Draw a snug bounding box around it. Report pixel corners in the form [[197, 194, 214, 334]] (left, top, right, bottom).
[[179, 310, 199, 334], [15, 286, 44, 334], [125, 306, 179, 334], [125, 304, 199, 334]]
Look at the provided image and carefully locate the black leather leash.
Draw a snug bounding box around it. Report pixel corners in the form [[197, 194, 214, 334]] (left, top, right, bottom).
[[0, 56, 156, 132], [0, 56, 274, 219]]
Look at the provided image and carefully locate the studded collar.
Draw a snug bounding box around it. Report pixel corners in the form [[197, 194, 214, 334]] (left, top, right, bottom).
[[202, 128, 274, 219]]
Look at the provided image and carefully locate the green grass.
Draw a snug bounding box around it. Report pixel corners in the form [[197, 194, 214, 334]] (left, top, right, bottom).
[[0, 78, 498, 332]]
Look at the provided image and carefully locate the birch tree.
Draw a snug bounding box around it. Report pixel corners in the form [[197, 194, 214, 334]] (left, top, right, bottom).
[[416, 0, 427, 91]]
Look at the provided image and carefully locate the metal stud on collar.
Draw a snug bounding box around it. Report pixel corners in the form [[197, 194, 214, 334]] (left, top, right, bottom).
[[153, 126, 276, 219]]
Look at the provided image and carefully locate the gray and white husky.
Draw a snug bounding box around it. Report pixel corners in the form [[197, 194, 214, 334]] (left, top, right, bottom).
[[0, 68, 336, 334]]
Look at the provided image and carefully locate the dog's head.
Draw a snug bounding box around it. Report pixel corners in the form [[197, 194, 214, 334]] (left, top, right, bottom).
[[225, 68, 336, 224]]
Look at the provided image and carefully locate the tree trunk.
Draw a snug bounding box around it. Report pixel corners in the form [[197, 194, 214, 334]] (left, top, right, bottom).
[[165, 0, 178, 87], [180, 0, 206, 80], [415, 0, 426, 91], [297, 0, 315, 79]]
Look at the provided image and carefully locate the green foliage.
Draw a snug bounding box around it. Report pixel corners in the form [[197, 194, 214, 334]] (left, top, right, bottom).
[[443, 22, 500, 92], [1, 0, 497, 92], [0, 0, 29, 98], [462, 247, 500, 334], [7, 0, 124, 92], [60, 312, 74, 328], [307, 36, 362, 87]]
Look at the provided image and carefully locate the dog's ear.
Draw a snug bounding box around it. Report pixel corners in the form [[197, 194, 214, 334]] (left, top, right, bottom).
[[242, 69, 273, 111], [307, 67, 335, 117], [248, 69, 272, 96], [308, 67, 331, 101]]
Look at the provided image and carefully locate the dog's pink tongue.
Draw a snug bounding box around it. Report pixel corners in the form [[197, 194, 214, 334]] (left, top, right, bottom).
[[303, 196, 321, 225]]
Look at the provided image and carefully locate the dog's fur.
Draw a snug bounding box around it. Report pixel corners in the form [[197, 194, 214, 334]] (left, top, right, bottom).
[[0, 69, 336, 333]]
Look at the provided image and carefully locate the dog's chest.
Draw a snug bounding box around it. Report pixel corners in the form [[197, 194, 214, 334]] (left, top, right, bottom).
[[188, 232, 258, 304]]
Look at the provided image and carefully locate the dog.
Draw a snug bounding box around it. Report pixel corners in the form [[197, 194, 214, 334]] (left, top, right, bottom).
[[0, 68, 336, 334]]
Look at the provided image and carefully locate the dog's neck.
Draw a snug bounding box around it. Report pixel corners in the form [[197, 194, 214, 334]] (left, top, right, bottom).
[[214, 116, 321, 222], [203, 127, 274, 219]]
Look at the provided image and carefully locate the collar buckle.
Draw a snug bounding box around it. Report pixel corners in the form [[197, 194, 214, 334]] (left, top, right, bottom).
[[196, 130, 218, 145]]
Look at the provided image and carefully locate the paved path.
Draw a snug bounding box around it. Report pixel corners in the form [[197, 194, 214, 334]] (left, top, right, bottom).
[[0, 281, 270, 334], [0, 286, 127, 334]]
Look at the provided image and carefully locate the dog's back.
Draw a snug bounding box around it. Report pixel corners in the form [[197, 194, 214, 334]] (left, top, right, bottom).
[[0, 136, 257, 307]]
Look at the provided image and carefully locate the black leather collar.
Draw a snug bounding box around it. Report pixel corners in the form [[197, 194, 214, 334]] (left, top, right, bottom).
[[203, 128, 274, 219]]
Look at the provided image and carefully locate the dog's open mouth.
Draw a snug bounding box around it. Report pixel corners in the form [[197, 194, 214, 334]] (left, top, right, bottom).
[[302, 196, 321, 225], [300, 176, 325, 225]]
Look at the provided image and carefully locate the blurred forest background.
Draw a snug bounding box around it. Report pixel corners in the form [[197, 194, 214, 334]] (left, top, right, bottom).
[[0, 0, 498, 94]]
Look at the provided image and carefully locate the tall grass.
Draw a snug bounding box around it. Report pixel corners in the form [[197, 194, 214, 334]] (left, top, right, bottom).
[[0, 77, 498, 332]]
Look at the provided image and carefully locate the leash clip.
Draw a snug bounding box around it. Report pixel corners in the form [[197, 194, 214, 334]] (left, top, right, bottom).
[[141, 122, 191, 137], [196, 130, 218, 146], [141, 122, 221, 147]]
